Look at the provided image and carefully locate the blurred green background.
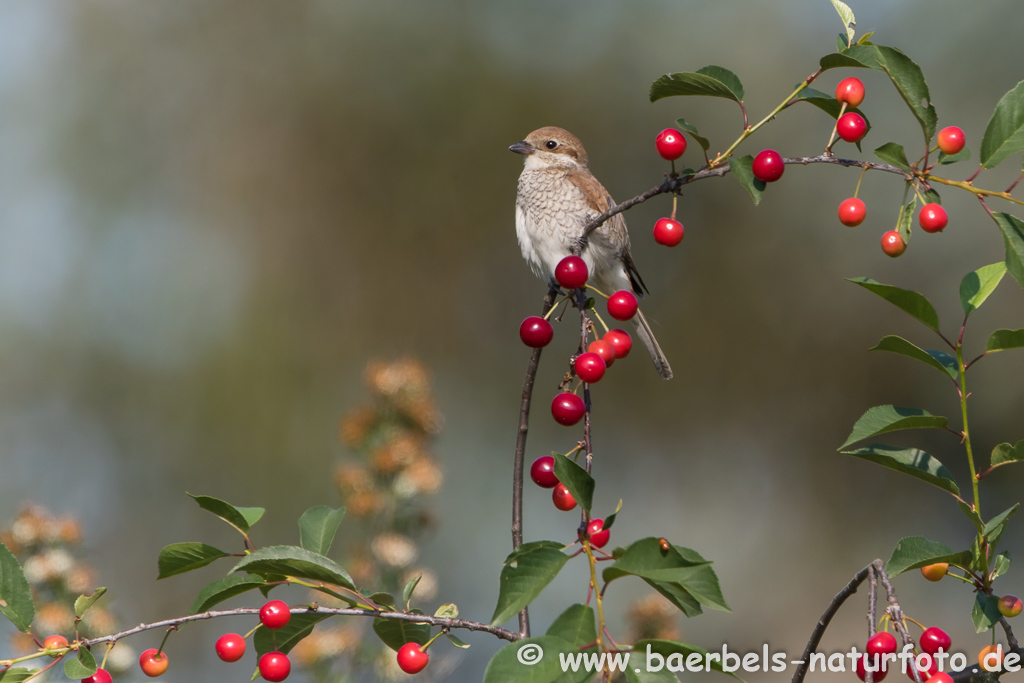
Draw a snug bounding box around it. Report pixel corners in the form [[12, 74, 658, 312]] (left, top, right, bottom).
[[1, 0, 1022, 680]]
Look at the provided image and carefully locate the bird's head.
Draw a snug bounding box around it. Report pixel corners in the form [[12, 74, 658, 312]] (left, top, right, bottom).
[[509, 127, 589, 170]]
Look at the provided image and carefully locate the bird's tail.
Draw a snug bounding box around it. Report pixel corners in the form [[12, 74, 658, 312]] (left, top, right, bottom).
[[633, 308, 673, 380]]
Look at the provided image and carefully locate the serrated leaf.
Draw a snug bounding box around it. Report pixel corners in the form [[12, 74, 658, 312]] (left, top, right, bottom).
[[188, 493, 264, 535], [984, 504, 1019, 540], [886, 536, 972, 575], [674, 117, 710, 152], [190, 575, 265, 614], [646, 578, 703, 617], [938, 148, 970, 165], [992, 552, 1011, 579], [958, 501, 984, 534], [402, 574, 421, 609], [446, 633, 470, 649], [0, 668, 35, 682], [483, 637, 577, 683], [552, 453, 594, 513], [729, 155, 765, 206], [897, 196, 917, 243], [373, 612, 431, 652], [74, 587, 107, 619], [821, 45, 937, 141], [840, 405, 948, 450], [157, 542, 228, 579], [0, 541, 33, 632], [842, 444, 960, 495], [987, 329, 1024, 352], [874, 143, 911, 173], [368, 592, 396, 610], [830, 0, 856, 46], [981, 80, 1024, 168], [972, 594, 1002, 633], [63, 648, 97, 679], [434, 603, 459, 619], [546, 604, 596, 648], [650, 67, 743, 103], [991, 440, 1024, 469], [490, 544, 569, 626], [870, 336, 957, 380], [297, 506, 345, 557], [636, 640, 744, 680], [994, 213, 1024, 291], [254, 612, 330, 656], [847, 277, 940, 332], [230, 545, 355, 590], [960, 262, 1007, 317]]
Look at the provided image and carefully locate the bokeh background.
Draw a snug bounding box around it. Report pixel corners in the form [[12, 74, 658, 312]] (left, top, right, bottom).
[[1, 0, 1022, 680]]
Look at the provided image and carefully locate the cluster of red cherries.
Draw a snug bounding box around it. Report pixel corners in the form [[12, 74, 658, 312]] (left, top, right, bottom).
[[853, 627, 955, 683], [529, 454, 610, 544]]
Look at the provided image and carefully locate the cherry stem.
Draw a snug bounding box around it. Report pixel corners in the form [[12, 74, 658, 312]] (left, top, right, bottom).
[[854, 163, 869, 198], [155, 626, 175, 656], [1006, 172, 1023, 194], [825, 102, 848, 152]]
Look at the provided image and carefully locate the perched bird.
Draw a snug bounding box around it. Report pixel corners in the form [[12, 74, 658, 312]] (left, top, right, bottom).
[[510, 126, 673, 380]]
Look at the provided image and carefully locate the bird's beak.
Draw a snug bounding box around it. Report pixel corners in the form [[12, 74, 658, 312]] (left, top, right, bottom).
[[509, 141, 534, 155]]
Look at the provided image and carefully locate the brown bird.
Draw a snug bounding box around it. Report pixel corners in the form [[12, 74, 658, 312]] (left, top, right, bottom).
[[510, 126, 673, 380]]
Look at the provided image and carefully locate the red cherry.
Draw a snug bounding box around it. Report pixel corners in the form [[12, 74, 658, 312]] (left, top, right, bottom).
[[397, 642, 429, 674], [530, 456, 559, 488], [925, 674, 953, 683], [999, 595, 1023, 618], [607, 291, 638, 321], [552, 483, 577, 511], [587, 340, 615, 367], [881, 231, 906, 258], [551, 393, 585, 426], [574, 352, 606, 383], [215, 633, 246, 662], [81, 669, 113, 683], [906, 655, 938, 681], [937, 126, 965, 155], [838, 197, 866, 227], [653, 217, 685, 247], [919, 627, 951, 655], [752, 149, 785, 183], [259, 600, 291, 630], [584, 518, 610, 548], [655, 129, 687, 161], [555, 255, 588, 290], [139, 649, 169, 678], [867, 632, 898, 656], [857, 653, 889, 682], [258, 652, 291, 682], [837, 112, 868, 143], [835, 77, 865, 107], [519, 316, 554, 348], [603, 329, 632, 359], [918, 204, 947, 233]]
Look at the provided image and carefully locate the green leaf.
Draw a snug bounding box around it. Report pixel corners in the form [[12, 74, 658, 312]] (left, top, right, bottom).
[[922, 187, 942, 205], [157, 542, 228, 579], [603, 538, 709, 585], [373, 612, 431, 652], [830, 0, 856, 46], [446, 633, 470, 649], [0, 541, 33, 632], [821, 45, 937, 141], [297, 506, 346, 557], [938, 148, 970, 165], [794, 88, 872, 131], [601, 499, 623, 532], [972, 594, 1002, 633], [992, 552, 1011, 580], [840, 405, 948, 450], [886, 536, 972, 575], [847, 277, 940, 332], [958, 500, 985, 534], [434, 603, 459, 619], [74, 587, 107, 619], [635, 640, 744, 680], [188, 493, 264, 535], [483, 636, 577, 683], [674, 117, 710, 152], [729, 155, 766, 206], [897, 196, 917, 243], [402, 574, 421, 609], [987, 329, 1024, 352], [841, 445, 960, 496], [546, 604, 596, 648], [874, 143, 911, 173], [994, 213, 1024, 291], [63, 647, 97, 679], [980, 79, 1024, 169], [552, 453, 594, 513], [991, 440, 1024, 468], [190, 575, 265, 614], [255, 612, 330, 656], [0, 669, 35, 682], [490, 544, 569, 626], [368, 592, 397, 610], [983, 504, 1019, 540], [625, 664, 679, 683], [870, 336, 957, 380], [960, 262, 1007, 317], [650, 67, 743, 102], [646, 578, 703, 617], [230, 545, 355, 590]]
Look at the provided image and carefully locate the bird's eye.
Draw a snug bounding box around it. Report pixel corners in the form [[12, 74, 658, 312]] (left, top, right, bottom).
[[545, 140, 558, 149]]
